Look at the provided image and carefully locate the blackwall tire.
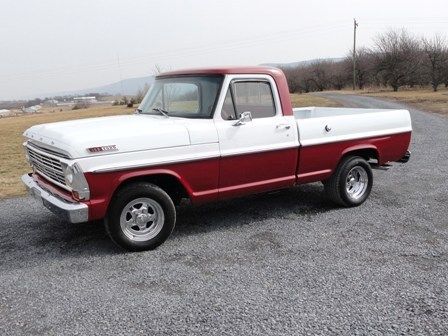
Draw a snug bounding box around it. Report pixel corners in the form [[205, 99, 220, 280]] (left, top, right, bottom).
[[105, 182, 176, 251], [323, 156, 373, 207]]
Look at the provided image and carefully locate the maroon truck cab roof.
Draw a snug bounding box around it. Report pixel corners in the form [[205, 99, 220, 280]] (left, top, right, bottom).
[[157, 66, 293, 116]]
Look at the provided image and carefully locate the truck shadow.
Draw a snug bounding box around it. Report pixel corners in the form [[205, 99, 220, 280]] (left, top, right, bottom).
[[173, 183, 336, 239], [1, 183, 338, 269]]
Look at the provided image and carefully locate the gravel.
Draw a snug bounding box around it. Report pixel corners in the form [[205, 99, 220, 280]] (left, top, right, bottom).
[[1, 94, 447, 335]]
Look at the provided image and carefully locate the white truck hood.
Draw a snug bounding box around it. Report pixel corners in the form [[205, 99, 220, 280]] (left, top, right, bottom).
[[24, 114, 196, 158]]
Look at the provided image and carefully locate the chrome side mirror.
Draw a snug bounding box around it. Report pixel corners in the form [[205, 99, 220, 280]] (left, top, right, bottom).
[[232, 111, 252, 126]]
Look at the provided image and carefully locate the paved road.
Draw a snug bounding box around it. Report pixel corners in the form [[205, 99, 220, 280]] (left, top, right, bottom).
[[1, 94, 447, 335]]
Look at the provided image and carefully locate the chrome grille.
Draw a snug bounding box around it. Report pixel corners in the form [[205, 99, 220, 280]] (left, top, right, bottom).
[[26, 146, 67, 187], [27, 142, 70, 159]]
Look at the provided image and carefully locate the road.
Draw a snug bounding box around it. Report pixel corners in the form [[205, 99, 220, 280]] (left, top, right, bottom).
[[1, 94, 447, 335]]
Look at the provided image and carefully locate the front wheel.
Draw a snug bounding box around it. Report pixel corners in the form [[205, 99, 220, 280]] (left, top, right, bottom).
[[323, 156, 373, 207], [105, 182, 176, 251]]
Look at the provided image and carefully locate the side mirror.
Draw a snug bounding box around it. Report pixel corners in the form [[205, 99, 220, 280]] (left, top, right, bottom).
[[232, 111, 252, 126]]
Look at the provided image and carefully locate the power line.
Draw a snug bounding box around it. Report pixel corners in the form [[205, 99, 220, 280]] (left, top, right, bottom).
[[353, 18, 358, 90]]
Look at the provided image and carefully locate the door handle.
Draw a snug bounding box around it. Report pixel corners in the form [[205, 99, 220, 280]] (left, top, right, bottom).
[[276, 124, 291, 130]]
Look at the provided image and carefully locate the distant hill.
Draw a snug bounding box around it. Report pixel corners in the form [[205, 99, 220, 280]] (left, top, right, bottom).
[[40, 75, 155, 98], [26, 59, 347, 100], [262, 58, 344, 69]]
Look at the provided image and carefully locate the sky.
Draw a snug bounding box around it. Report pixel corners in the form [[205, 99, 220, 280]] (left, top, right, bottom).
[[0, 0, 447, 100]]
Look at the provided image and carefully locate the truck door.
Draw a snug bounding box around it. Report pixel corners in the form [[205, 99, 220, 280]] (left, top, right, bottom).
[[214, 75, 299, 200]]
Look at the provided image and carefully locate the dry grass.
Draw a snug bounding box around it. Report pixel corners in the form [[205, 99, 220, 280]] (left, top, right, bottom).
[[0, 105, 131, 199], [0, 93, 339, 199], [290, 93, 342, 108], [345, 86, 448, 116]]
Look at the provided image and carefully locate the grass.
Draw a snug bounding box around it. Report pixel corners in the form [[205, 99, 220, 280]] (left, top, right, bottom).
[[347, 86, 448, 116], [290, 93, 342, 108], [0, 92, 338, 199]]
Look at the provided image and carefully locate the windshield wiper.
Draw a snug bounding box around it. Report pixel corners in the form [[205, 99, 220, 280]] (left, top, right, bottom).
[[135, 108, 142, 114], [152, 108, 170, 118]]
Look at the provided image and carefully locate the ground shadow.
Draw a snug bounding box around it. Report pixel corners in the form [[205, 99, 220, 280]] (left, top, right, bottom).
[[1, 183, 338, 268]]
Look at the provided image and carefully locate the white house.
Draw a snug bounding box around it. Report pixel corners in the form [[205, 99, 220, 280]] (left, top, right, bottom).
[[0, 109, 11, 117], [73, 96, 97, 104], [22, 105, 42, 113]]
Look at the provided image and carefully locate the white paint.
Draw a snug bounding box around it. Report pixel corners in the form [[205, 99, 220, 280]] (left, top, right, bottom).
[[22, 77, 412, 176], [213, 74, 299, 158], [294, 107, 412, 146]]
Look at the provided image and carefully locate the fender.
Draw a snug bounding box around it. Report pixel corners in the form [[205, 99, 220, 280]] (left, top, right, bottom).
[[341, 144, 380, 163], [84, 158, 220, 220]]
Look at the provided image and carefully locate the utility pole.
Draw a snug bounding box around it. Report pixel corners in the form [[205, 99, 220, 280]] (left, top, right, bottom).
[[353, 18, 358, 90]]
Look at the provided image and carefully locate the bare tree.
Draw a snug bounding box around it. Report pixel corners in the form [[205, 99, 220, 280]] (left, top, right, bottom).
[[374, 29, 422, 91], [328, 61, 349, 90], [345, 47, 375, 89], [135, 83, 150, 103], [309, 60, 330, 91], [422, 35, 448, 91]]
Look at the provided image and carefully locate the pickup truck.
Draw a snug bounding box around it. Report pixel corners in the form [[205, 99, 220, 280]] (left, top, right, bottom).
[[21, 66, 412, 251]]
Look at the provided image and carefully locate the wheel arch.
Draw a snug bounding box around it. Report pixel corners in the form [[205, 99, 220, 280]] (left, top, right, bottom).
[[341, 145, 380, 165], [112, 169, 192, 206]]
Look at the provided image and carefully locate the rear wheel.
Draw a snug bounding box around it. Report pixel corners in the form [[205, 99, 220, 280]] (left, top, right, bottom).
[[105, 182, 176, 251], [323, 156, 373, 207]]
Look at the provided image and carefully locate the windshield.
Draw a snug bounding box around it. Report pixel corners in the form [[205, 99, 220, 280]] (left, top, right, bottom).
[[138, 75, 223, 118]]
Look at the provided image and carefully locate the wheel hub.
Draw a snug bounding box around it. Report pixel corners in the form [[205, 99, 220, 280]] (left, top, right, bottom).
[[119, 198, 165, 242], [345, 166, 368, 200]]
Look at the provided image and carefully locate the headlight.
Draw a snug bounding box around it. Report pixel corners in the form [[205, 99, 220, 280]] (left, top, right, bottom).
[[62, 163, 90, 200]]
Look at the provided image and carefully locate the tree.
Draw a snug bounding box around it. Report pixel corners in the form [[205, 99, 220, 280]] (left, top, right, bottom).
[[422, 35, 448, 91], [374, 29, 422, 91], [135, 83, 150, 103], [344, 47, 375, 89], [309, 60, 329, 91]]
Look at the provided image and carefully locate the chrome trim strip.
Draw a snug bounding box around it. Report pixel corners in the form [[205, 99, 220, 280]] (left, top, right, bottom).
[[92, 153, 221, 173], [22, 174, 88, 223], [91, 145, 300, 173]]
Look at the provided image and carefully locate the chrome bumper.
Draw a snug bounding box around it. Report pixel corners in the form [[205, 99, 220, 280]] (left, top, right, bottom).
[[21, 174, 88, 223]]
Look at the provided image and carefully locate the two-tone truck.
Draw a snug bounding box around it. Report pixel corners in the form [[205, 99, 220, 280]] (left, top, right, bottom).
[[22, 67, 412, 251]]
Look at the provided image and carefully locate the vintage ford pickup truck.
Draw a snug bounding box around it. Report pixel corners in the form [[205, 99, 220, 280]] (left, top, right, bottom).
[[21, 67, 412, 251]]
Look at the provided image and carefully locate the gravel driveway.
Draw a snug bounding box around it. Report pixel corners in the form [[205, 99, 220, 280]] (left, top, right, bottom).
[[1, 94, 447, 335]]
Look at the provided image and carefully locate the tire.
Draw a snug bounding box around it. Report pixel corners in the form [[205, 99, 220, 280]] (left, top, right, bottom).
[[323, 156, 373, 207], [105, 182, 176, 251]]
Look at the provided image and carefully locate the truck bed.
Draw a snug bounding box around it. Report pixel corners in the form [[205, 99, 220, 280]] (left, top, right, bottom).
[[293, 107, 412, 147]]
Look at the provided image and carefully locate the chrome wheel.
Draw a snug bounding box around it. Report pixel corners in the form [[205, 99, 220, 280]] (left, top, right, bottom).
[[345, 166, 368, 200], [119, 198, 165, 242]]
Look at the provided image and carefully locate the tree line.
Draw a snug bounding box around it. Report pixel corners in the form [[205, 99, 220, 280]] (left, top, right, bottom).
[[282, 29, 448, 93]]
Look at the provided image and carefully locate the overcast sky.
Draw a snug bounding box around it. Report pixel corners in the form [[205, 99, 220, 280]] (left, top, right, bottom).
[[0, 0, 447, 100]]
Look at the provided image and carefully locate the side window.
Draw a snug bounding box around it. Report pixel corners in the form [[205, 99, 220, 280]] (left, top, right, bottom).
[[232, 81, 276, 119], [221, 88, 237, 120]]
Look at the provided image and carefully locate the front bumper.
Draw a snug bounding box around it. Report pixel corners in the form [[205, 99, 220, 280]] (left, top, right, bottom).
[[21, 174, 89, 223]]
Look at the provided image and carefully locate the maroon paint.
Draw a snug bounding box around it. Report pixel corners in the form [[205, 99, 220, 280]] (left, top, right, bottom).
[[82, 158, 220, 220], [29, 131, 410, 222], [296, 131, 412, 183], [218, 147, 298, 200]]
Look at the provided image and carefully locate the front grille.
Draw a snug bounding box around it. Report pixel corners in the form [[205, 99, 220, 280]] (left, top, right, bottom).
[[27, 142, 70, 159], [26, 146, 67, 187]]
